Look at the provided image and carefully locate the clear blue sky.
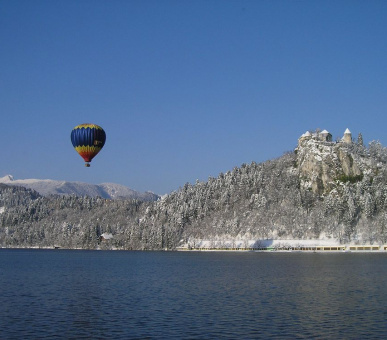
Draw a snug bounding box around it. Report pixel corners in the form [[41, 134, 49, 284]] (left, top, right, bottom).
[[1, 0, 387, 194]]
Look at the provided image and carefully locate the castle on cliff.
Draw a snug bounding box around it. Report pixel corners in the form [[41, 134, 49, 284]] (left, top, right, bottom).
[[298, 128, 352, 146]]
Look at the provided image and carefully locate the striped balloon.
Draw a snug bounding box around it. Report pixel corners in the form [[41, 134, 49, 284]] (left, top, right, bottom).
[[71, 124, 106, 167]]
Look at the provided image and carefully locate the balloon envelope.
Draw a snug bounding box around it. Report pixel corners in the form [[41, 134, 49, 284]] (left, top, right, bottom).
[[71, 124, 106, 166]]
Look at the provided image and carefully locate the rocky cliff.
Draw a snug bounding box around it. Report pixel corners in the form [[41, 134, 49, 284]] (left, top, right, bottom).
[[296, 136, 363, 195]]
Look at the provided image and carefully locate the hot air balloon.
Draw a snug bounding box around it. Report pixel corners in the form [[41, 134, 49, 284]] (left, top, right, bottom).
[[71, 124, 106, 167]]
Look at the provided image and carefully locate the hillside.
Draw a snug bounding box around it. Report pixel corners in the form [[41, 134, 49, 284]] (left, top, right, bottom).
[[1, 128, 387, 250]]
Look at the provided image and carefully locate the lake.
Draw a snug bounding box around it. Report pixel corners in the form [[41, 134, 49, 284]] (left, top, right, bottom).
[[0, 249, 386, 339]]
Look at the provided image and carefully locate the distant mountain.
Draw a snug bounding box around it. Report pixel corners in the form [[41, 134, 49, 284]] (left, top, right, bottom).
[[0, 175, 159, 201]]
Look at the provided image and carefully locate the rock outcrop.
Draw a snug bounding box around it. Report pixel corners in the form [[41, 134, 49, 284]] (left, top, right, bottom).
[[296, 129, 363, 195]]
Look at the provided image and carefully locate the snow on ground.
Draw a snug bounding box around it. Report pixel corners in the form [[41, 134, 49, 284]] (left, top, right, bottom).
[[0, 207, 5, 214], [180, 238, 344, 250]]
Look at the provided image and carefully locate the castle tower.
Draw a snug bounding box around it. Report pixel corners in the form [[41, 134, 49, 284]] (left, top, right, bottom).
[[320, 130, 332, 142], [298, 131, 312, 146], [343, 128, 352, 144]]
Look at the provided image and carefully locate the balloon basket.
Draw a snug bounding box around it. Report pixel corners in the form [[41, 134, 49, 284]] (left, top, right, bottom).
[[85, 163, 90, 167]]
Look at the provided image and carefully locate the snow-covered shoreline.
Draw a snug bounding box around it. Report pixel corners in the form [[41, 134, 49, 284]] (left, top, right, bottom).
[[0, 245, 385, 252], [177, 238, 387, 252]]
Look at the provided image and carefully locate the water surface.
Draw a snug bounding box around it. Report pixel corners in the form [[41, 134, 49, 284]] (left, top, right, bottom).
[[1, 249, 386, 339]]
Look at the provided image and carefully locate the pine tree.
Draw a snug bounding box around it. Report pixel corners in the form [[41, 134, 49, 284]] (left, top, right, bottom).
[[358, 133, 364, 146]]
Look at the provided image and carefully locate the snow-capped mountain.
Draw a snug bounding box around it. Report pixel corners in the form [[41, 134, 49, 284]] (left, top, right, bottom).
[[0, 175, 159, 201]]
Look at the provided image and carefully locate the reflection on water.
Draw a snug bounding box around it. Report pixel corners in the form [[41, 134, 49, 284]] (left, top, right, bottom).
[[1, 250, 387, 339]]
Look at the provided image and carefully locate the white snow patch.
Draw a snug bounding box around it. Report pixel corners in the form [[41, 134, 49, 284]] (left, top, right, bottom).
[[0, 207, 5, 214], [100, 233, 113, 240]]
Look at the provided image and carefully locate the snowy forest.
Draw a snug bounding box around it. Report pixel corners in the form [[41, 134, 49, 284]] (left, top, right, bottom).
[[2, 132, 387, 250]]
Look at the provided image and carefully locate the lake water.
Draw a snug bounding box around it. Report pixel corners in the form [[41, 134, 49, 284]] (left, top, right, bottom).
[[0, 249, 386, 339]]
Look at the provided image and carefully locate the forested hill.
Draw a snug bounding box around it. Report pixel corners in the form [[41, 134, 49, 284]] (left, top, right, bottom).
[[2, 132, 387, 250]]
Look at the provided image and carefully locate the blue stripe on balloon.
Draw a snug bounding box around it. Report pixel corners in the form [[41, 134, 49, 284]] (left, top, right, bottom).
[[71, 127, 106, 148]]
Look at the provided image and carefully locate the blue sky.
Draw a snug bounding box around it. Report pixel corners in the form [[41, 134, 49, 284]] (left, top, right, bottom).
[[1, 0, 387, 194]]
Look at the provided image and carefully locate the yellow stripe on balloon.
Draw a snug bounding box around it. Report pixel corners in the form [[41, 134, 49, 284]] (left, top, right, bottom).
[[73, 123, 104, 130], [75, 145, 102, 153]]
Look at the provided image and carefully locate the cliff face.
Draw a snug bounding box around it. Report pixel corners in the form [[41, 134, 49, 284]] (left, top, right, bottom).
[[296, 138, 362, 195]]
